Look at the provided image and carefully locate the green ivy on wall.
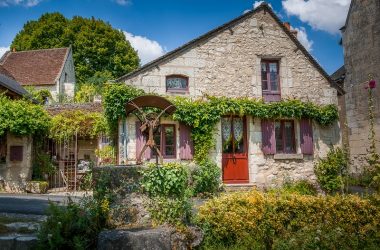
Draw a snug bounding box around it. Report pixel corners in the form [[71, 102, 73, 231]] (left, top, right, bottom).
[[102, 85, 339, 162], [0, 95, 51, 136], [102, 83, 145, 135], [172, 96, 338, 161], [49, 110, 107, 141]]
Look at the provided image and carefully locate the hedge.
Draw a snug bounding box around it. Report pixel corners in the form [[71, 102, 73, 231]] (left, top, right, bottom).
[[196, 191, 380, 249]]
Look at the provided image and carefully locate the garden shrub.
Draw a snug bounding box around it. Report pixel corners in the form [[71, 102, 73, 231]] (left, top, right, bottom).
[[314, 147, 348, 193], [197, 191, 380, 249], [147, 196, 192, 226], [141, 163, 192, 225], [75, 84, 97, 103], [141, 163, 189, 198], [279, 179, 318, 196], [192, 160, 221, 196], [36, 197, 108, 250]]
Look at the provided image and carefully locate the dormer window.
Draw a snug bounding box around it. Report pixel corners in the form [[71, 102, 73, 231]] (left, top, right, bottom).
[[166, 75, 188, 92], [261, 60, 281, 102]]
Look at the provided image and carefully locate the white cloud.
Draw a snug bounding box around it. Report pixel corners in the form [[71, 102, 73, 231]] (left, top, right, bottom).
[[282, 0, 350, 34], [0, 47, 9, 57], [114, 0, 131, 6], [123, 31, 166, 65], [253, 1, 272, 9], [0, 0, 44, 7], [294, 27, 313, 51]]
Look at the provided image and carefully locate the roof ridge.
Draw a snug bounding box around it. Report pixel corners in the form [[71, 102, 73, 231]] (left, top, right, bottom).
[[55, 46, 72, 83], [7, 47, 69, 54]]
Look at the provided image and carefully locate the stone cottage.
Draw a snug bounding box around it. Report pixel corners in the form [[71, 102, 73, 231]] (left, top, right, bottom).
[[0, 47, 76, 102], [336, 0, 380, 171], [116, 3, 344, 187], [0, 68, 34, 192]]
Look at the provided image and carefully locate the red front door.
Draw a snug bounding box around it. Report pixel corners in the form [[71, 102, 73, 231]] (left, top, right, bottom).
[[222, 116, 249, 184]]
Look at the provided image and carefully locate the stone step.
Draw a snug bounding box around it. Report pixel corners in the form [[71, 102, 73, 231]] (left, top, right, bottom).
[[224, 184, 257, 192], [0, 235, 38, 250]]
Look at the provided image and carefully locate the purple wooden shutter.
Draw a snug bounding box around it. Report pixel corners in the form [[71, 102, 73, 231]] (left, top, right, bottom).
[[179, 123, 194, 160], [300, 119, 313, 155], [261, 120, 275, 154], [135, 121, 151, 160]]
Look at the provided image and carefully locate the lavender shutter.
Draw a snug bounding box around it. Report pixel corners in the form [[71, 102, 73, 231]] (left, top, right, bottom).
[[261, 120, 276, 154], [135, 121, 151, 160], [300, 119, 313, 155], [179, 123, 194, 160]]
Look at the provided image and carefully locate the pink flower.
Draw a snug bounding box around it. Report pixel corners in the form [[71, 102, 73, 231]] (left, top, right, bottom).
[[369, 79, 376, 89]]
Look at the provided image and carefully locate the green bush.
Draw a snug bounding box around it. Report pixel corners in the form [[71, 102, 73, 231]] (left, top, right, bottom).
[[75, 84, 97, 103], [141, 163, 192, 225], [32, 151, 55, 180], [36, 197, 108, 250], [281, 179, 318, 196], [197, 191, 380, 249], [141, 163, 189, 198], [314, 147, 348, 193], [192, 160, 221, 196], [147, 196, 192, 226]]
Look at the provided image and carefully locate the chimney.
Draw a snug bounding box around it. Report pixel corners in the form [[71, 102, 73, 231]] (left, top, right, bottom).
[[283, 22, 298, 37], [283, 22, 291, 31]]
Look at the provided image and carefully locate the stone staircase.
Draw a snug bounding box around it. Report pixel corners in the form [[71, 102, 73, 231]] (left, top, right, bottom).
[[0, 213, 46, 250]]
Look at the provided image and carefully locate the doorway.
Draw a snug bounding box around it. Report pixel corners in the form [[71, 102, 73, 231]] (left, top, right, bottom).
[[221, 116, 249, 183]]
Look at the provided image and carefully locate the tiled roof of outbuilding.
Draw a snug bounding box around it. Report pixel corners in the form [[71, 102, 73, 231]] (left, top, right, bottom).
[[0, 47, 70, 86]]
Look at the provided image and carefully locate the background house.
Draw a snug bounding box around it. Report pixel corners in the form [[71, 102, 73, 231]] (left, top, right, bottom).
[[0, 47, 76, 102], [338, 0, 380, 171], [116, 3, 343, 187]]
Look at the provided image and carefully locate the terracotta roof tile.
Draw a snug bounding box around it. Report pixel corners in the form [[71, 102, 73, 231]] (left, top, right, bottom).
[[0, 47, 69, 86], [0, 65, 15, 80]]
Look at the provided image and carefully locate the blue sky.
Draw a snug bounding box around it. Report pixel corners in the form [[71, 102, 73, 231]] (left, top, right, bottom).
[[0, 0, 350, 74]]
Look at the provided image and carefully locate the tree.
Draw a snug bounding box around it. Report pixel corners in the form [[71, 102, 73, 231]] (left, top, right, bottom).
[[11, 13, 139, 84]]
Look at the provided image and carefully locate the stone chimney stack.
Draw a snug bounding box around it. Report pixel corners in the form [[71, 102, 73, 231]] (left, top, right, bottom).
[[283, 22, 298, 37]]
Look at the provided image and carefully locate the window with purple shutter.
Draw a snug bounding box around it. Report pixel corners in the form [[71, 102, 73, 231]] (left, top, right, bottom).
[[135, 121, 151, 161], [261, 120, 276, 154], [300, 119, 313, 155], [179, 123, 194, 160], [261, 60, 281, 102]]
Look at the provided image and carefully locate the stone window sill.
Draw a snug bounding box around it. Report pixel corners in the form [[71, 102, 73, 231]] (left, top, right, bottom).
[[274, 154, 303, 160]]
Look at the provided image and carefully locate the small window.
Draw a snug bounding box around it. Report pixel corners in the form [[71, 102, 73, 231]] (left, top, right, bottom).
[[10, 146, 23, 161], [152, 124, 176, 158], [166, 75, 188, 92], [64, 73, 68, 83], [275, 120, 295, 153], [261, 60, 281, 102]]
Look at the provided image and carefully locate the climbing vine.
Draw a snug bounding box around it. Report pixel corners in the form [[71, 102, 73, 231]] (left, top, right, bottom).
[[0, 95, 50, 136], [102, 83, 145, 134], [49, 110, 107, 141], [102, 85, 339, 162], [172, 96, 338, 161]]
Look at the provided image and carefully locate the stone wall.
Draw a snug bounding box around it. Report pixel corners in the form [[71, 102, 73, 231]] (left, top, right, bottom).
[[118, 7, 342, 187], [123, 9, 338, 106], [58, 48, 76, 99], [0, 133, 33, 192], [342, 0, 380, 171]]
